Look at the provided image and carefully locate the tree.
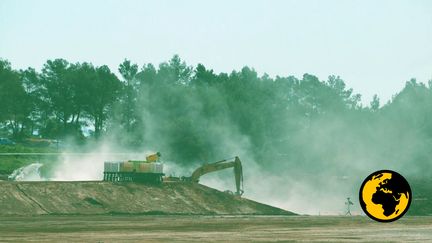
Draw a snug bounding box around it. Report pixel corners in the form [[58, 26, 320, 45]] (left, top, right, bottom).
[[85, 65, 121, 138], [20, 67, 43, 135], [157, 55, 192, 85], [118, 59, 138, 133], [40, 59, 74, 130], [370, 94, 380, 111], [39, 59, 89, 138], [192, 63, 216, 86], [0, 59, 30, 138]]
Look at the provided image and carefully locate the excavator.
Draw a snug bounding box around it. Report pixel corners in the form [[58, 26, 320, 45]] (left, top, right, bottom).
[[183, 156, 244, 196]]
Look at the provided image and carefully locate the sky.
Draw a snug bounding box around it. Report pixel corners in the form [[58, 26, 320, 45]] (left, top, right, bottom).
[[1, 0, 431, 104]]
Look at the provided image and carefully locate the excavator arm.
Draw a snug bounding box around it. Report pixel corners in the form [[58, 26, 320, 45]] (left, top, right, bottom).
[[188, 156, 244, 196]]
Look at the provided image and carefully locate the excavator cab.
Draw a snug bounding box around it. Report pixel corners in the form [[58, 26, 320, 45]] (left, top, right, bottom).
[[146, 152, 161, 162]]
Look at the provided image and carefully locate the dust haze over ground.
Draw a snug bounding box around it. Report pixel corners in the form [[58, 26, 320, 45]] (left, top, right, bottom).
[[10, 105, 415, 215], [2, 0, 432, 219], [8, 60, 432, 216]]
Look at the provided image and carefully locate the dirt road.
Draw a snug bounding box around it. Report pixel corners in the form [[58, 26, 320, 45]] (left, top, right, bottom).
[[0, 215, 431, 242]]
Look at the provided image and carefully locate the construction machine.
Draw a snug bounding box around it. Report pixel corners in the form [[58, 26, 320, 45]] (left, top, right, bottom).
[[103, 152, 164, 183], [184, 156, 244, 196]]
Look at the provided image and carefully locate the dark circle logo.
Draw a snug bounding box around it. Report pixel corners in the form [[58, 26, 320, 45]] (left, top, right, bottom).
[[359, 170, 412, 222]]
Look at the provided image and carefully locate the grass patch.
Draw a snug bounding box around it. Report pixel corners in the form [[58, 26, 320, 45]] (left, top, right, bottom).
[[0, 145, 59, 176]]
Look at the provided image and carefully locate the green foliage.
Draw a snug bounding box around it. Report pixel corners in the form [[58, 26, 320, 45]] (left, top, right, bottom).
[[0, 60, 31, 139], [0, 145, 58, 174], [0, 56, 431, 175]]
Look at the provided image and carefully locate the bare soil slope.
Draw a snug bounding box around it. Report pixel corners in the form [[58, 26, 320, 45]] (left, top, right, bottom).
[[0, 181, 293, 216]]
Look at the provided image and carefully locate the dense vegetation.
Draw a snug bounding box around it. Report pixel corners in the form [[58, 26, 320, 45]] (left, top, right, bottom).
[[1, 56, 431, 176]]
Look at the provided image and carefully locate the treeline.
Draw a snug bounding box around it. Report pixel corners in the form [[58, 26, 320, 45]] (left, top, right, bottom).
[[1, 55, 432, 171], [0, 58, 120, 139]]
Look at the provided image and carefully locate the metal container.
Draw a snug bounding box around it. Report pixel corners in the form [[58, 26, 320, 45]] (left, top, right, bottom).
[[138, 163, 152, 172], [151, 163, 164, 173], [119, 162, 134, 172], [104, 162, 120, 172], [105, 161, 163, 174]]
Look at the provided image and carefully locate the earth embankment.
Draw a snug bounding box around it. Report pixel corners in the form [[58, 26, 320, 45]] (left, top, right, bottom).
[[0, 181, 294, 216]]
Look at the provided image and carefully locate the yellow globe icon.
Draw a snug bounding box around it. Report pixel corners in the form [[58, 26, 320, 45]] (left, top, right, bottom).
[[359, 170, 412, 222]]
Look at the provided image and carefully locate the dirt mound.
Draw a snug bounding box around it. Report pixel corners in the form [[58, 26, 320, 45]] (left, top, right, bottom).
[[0, 181, 294, 216]]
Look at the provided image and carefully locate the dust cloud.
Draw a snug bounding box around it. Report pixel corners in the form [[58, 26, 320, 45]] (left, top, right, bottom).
[[10, 63, 430, 216]]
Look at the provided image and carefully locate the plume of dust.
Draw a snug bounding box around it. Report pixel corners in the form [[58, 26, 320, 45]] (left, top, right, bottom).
[[10, 142, 160, 181], [135, 82, 362, 215], [8, 163, 45, 181], [50, 143, 159, 181], [199, 159, 363, 216], [193, 122, 364, 215]]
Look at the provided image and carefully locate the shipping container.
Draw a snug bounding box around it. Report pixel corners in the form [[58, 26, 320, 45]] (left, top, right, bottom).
[[119, 162, 134, 172], [139, 163, 151, 172], [104, 160, 164, 183], [153, 163, 163, 173], [104, 162, 121, 172]]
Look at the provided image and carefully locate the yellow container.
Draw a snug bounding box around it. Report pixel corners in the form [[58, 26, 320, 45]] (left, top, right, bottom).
[[138, 163, 152, 172], [120, 162, 134, 172]]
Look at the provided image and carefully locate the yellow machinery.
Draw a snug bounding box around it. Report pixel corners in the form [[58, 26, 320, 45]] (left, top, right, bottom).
[[186, 156, 244, 196], [103, 152, 163, 183], [146, 152, 161, 162]]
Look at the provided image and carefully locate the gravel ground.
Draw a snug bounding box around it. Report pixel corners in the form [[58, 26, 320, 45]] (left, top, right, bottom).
[[0, 215, 431, 242]]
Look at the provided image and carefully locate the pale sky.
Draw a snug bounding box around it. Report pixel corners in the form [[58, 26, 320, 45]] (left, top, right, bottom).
[[1, 0, 431, 104]]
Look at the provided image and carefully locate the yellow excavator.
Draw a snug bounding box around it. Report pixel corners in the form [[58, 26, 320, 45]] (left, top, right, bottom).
[[184, 156, 244, 196]]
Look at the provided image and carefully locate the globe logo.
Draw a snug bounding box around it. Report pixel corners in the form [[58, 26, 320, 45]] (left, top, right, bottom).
[[359, 170, 412, 222]]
